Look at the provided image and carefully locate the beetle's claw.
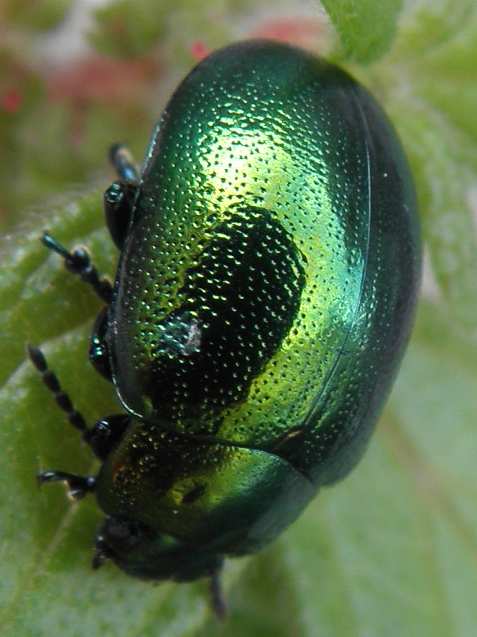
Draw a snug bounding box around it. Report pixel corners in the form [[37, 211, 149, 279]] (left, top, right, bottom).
[[209, 570, 227, 620], [92, 535, 111, 570], [37, 471, 54, 486], [37, 470, 96, 501]]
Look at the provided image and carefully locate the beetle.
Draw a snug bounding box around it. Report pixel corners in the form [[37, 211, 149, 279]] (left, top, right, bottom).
[[29, 39, 421, 615]]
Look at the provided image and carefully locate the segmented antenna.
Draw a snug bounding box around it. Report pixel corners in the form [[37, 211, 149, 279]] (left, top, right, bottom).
[[27, 344, 87, 433]]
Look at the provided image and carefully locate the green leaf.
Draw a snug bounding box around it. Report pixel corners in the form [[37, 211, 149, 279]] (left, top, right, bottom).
[[321, 0, 403, 62]]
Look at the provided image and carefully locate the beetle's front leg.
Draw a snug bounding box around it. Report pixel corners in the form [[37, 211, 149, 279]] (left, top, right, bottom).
[[104, 144, 140, 249], [42, 143, 140, 298], [42, 232, 113, 303]]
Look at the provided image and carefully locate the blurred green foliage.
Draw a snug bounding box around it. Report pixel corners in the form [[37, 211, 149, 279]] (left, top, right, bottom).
[[90, 0, 169, 58], [321, 0, 403, 62], [1, 1, 476, 636], [4, 0, 70, 30]]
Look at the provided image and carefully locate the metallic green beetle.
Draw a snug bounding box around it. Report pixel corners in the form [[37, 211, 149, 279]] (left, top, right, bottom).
[[30, 40, 421, 613]]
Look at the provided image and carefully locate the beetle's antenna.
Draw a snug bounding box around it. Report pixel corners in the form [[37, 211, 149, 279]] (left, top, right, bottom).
[[27, 344, 88, 434], [209, 570, 227, 620], [109, 143, 140, 185]]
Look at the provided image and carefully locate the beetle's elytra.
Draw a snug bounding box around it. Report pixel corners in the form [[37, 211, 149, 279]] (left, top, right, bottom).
[[30, 40, 421, 613]]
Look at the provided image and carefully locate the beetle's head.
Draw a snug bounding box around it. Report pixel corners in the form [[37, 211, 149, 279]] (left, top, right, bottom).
[[93, 516, 223, 582]]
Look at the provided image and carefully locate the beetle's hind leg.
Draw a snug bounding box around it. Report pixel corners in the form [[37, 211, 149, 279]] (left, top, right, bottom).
[[209, 568, 227, 620], [104, 143, 140, 249], [41, 232, 112, 303]]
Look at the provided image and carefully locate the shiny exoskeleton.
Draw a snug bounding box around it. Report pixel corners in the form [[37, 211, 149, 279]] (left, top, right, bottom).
[[30, 40, 421, 614]]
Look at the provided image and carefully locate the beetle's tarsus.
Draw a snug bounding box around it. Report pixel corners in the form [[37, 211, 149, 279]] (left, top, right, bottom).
[[209, 570, 227, 620], [41, 231, 112, 303], [27, 343, 88, 433], [37, 470, 96, 500]]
